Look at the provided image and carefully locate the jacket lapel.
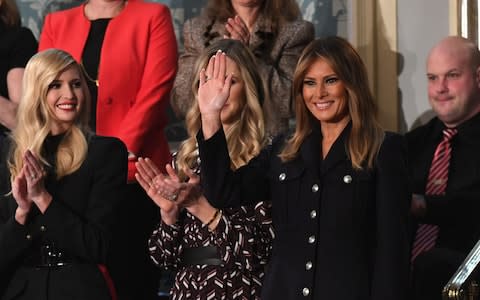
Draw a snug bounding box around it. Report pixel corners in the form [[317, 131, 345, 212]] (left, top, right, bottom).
[[319, 123, 351, 176]]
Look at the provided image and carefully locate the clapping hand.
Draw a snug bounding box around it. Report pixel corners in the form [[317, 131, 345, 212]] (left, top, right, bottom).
[[135, 158, 179, 224], [144, 161, 202, 208], [224, 15, 250, 46], [23, 150, 48, 202], [12, 150, 50, 223], [12, 167, 32, 224], [136, 158, 205, 225]]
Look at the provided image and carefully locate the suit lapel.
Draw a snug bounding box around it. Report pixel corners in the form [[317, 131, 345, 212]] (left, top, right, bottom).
[[319, 123, 350, 176]]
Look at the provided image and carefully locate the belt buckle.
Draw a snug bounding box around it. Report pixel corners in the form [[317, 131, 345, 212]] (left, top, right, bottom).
[[38, 243, 67, 268]]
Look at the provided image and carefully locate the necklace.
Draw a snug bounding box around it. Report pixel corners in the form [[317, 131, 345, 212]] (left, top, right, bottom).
[[81, 62, 99, 87]]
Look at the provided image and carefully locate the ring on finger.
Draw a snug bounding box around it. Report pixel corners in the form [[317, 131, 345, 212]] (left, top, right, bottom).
[[170, 193, 178, 201]]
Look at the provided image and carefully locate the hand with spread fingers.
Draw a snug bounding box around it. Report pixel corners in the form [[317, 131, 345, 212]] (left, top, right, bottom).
[[198, 50, 232, 122], [153, 163, 221, 230], [164, 165, 203, 209], [135, 158, 179, 225], [224, 15, 250, 46]]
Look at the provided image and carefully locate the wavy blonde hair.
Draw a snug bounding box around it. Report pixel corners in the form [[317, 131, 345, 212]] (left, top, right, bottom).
[[8, 49, 91, 180], [176, 39, 266, 181], [280, 37, 385, 170]]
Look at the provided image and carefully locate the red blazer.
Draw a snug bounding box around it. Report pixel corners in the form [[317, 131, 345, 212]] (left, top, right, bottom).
[[39, 0, 178, 181]]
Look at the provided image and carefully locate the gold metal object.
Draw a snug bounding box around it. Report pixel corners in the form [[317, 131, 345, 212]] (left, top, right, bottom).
[[443, 240, 480, 299]]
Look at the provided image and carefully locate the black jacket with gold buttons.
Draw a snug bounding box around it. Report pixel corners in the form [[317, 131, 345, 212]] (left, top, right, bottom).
[[0, 134, 127, 300], [198, 122, 410, 300]]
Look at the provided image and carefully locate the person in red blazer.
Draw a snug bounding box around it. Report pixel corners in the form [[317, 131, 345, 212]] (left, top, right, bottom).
[[39, 0, 177, 182], [38, 1, 178, 299]]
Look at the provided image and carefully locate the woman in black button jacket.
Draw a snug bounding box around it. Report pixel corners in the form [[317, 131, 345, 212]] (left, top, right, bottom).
[[196, 36, 410, 300], [0, 49, 127, 300]]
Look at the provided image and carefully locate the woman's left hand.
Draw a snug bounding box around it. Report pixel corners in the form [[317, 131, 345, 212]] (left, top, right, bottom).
[[23, 150, 51, 213], [136, 158, 181, 224], [165, 166, 202, 208]]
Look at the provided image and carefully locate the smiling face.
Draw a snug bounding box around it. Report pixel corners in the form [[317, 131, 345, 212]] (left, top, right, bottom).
[[302, 57, 349, 126], [46, 66, 85, 135], [427, 38, 480, 127], [220, 56, 246, 130]]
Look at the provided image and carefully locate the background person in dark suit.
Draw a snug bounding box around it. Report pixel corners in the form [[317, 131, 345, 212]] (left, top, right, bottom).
[[408, 36, 480, 300], [196, 37, 410, 300], [0, 49, 127, 300]]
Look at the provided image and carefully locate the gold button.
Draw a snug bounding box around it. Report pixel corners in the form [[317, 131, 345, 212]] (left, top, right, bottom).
[[279, 173, 286, 181], [40, 225, 46, 232], [26, 234, 32, 240], [305, 261, 313, 270], [302, 287, 310, 296], [308, 235, 315, 244], [311, 184, 319, 192], [310, 210, 317, 219]]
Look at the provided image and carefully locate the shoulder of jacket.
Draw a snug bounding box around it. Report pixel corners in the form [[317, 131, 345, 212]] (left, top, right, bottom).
[[185, 15, 212, 27], [129, 1, 170, 16], [280, 19, 314, 32], [45, 5, 83, 20], [277, 19, 314, 40], [89, 135, 126, 153], [383, 131, 406, 147], [405, 117, 438, 143]]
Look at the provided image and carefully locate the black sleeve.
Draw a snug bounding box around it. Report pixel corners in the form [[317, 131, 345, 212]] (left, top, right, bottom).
[[32, 137, 128, 263], [9, 27, 38, 69], [371, 133, 411, 300], [197, 129, 270, 208]]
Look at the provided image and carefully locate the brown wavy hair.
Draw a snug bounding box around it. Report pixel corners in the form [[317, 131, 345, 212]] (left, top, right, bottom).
[[280, 37, 385, 170], [0, 0, 20, 27]]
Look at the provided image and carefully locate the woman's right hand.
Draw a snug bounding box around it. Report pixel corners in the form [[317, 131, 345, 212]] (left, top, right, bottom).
[[135, 158, 179, 225], [198, 50, 232, 139], [12, 166, 32, 224]]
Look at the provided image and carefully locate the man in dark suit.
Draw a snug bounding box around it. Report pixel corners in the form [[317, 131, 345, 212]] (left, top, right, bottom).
[[407, 36, 480, 300]]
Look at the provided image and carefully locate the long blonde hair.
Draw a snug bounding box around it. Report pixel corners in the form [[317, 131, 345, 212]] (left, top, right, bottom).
[[280, 37, 384, 170], [176, 39, 266, 181], [9, 49, 91, 180]]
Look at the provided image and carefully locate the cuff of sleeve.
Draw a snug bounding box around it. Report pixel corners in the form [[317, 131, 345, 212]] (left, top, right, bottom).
[[128, 160, 137, 183]]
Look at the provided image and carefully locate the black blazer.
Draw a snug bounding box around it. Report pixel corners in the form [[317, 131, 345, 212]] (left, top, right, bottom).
[[0, 134, 127, 300], [198, 123, 410, 300], [406, 113, 480, 254]]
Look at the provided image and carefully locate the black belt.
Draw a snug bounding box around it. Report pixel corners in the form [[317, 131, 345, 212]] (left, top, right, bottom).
[[23, 243, 75, 268], [180, 246, 222, 266]]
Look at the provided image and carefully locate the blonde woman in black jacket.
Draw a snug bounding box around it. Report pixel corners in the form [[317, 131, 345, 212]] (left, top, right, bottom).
[[0, 49, 127, 300]]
